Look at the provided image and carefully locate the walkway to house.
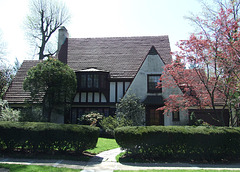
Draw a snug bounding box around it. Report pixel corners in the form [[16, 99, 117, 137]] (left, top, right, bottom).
[[1, 148, 240, 171]]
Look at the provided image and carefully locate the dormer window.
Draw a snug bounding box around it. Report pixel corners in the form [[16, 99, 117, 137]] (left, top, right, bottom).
[[147, 74, 162, 93], [76, 69, 109, 91], [81, 74, 99, 88]]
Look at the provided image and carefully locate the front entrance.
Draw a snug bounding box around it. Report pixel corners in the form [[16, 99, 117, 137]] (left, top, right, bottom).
[[146, 107, 164, 126]]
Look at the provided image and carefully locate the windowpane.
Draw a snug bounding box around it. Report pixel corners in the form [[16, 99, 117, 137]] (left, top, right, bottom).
[[87, 75, 93, 88], [172, 111, 180, 121], [94, 75, 99, 88], [149, 109, 159, 125], [100, 75, 107, 88], [148, 75, 161, 92], [81, 75, 86, 88]]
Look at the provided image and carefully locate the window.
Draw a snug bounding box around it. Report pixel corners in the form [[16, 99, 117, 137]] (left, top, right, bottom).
[[148, 75, 162, 93], [80, 74, 99, 89], [87, 75, 93, 88], [81, 75, 86, 88], [149, 109, 160, 125], [93, 75, 99, 88], [172, 111, 180, 121]]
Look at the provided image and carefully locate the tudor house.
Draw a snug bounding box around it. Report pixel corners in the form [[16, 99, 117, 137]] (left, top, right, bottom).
[[4, 27, 188, 126]]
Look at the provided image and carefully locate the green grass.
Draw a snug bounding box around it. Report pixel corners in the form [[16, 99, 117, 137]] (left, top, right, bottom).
[[87, 137, 120, 154], [115, 170, 240, 172], [0, 164, 80, 172]]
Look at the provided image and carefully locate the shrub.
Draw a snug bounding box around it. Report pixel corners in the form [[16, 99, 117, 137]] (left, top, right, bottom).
[[19, 105, 47, 122], [100, 115, 133, 136], [80, 111, 103, 126], [116, 94, 145, 126], [0, 121, 99, 153], [115, 126, 240, 161], [0, 99, 20, 122]]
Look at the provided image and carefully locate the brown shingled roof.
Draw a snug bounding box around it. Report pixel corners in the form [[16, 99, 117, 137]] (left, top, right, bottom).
[[67, 36, 172, 78], [4, 36, 172, 104], [4, 60, 42, 104]]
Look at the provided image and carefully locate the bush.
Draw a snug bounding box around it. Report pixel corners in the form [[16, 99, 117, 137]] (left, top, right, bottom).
[[0, 99, 20, 122], [79, 111, 103, 126], [19, 105, 47, 122], [0, 121, 99, 153], [116, 94, 145, 126], [115, 126, 240, 161], [100, 115, 133, 136]]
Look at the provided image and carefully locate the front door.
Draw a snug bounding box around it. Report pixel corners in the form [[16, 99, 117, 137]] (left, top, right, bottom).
[[146, 107, 164, 126]]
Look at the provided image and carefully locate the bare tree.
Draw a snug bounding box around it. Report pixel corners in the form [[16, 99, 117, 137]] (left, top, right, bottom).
[[26, 0, 70, 60], [0, 30, 6, 64]]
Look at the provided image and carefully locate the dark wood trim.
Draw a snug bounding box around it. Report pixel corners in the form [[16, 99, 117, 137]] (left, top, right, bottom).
[[92, 92, 95, 102], [109, 78, 132, 82], [79, 92, 81, 103], [86, 92, 88, 103], [72, 102, 117, 106], [115, 82, 118, 103], [123, 81, 125, 94]]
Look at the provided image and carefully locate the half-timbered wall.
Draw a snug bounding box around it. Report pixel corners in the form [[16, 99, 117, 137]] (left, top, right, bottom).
[[73, 92, 107, 103], [110, 81, 130, 103]]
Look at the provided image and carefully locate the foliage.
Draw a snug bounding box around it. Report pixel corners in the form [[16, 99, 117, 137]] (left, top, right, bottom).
[[19, 105, 47, 122], [159, 6, 240, 126], [116, 94, 145, 126], [189, 112, 204, 126], [0, 99, 20, 122], [23, 58, 77, 122], [80, 111, 103, 126], [86, 137, 119, 154], [25, 0, 70, 59], [0, 121, 99, 153], [115, 126, 240, 161], [100, 115, 133, 136]]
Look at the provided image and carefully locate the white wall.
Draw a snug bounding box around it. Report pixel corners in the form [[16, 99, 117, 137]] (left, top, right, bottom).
[[125, 54, 189, 126], [110, 82, 116, 102], [125, 54, 164, 101]]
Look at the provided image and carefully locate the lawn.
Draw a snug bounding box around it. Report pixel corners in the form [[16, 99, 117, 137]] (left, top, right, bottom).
[[115, 170, 240, 172], [86, 137, 120, 154], [0, 164, 80, 172]]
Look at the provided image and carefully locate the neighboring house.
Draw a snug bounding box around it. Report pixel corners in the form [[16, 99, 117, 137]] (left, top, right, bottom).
[[3, 27, 189, 125]]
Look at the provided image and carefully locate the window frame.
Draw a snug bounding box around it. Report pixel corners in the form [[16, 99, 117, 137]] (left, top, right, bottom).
[[172, 111, 180, 121], [147, 74, 162, 93], [80, 73, 100, 89]]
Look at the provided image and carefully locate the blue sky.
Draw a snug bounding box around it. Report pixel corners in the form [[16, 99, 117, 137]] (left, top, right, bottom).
[[0, 0, 203, 65]]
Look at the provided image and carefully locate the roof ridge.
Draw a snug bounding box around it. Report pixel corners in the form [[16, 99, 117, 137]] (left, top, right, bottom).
[[69, 35, 169, 40]]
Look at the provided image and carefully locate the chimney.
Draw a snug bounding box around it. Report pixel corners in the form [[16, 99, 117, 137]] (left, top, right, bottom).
[[57, 26, 69, 64], [58, 26, 69, 52]]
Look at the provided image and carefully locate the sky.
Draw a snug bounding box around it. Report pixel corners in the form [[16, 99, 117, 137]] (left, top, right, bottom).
[[0, 0, 203, 66]]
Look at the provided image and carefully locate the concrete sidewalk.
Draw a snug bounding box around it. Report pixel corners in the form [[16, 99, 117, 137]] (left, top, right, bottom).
[[0, 148, 240, 171]]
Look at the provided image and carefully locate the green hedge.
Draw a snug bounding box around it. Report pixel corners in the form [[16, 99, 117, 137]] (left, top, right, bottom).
[[114, 126, 240, 161], [0, 121, 99, 153]]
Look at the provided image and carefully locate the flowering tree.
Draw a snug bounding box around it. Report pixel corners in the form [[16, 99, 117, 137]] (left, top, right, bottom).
[[159, 7, 240, 126]]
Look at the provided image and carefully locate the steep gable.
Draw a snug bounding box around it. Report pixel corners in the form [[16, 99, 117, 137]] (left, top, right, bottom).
[[124, 46, 166, 101]]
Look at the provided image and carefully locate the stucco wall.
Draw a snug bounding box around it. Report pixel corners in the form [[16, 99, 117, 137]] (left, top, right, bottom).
[[125, 54, 189, 126], [125, 54, 164, 101]]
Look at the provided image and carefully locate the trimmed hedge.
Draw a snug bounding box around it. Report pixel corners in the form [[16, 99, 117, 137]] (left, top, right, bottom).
[[114, 126, 240, 161], [0, 121, 99, 153]]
